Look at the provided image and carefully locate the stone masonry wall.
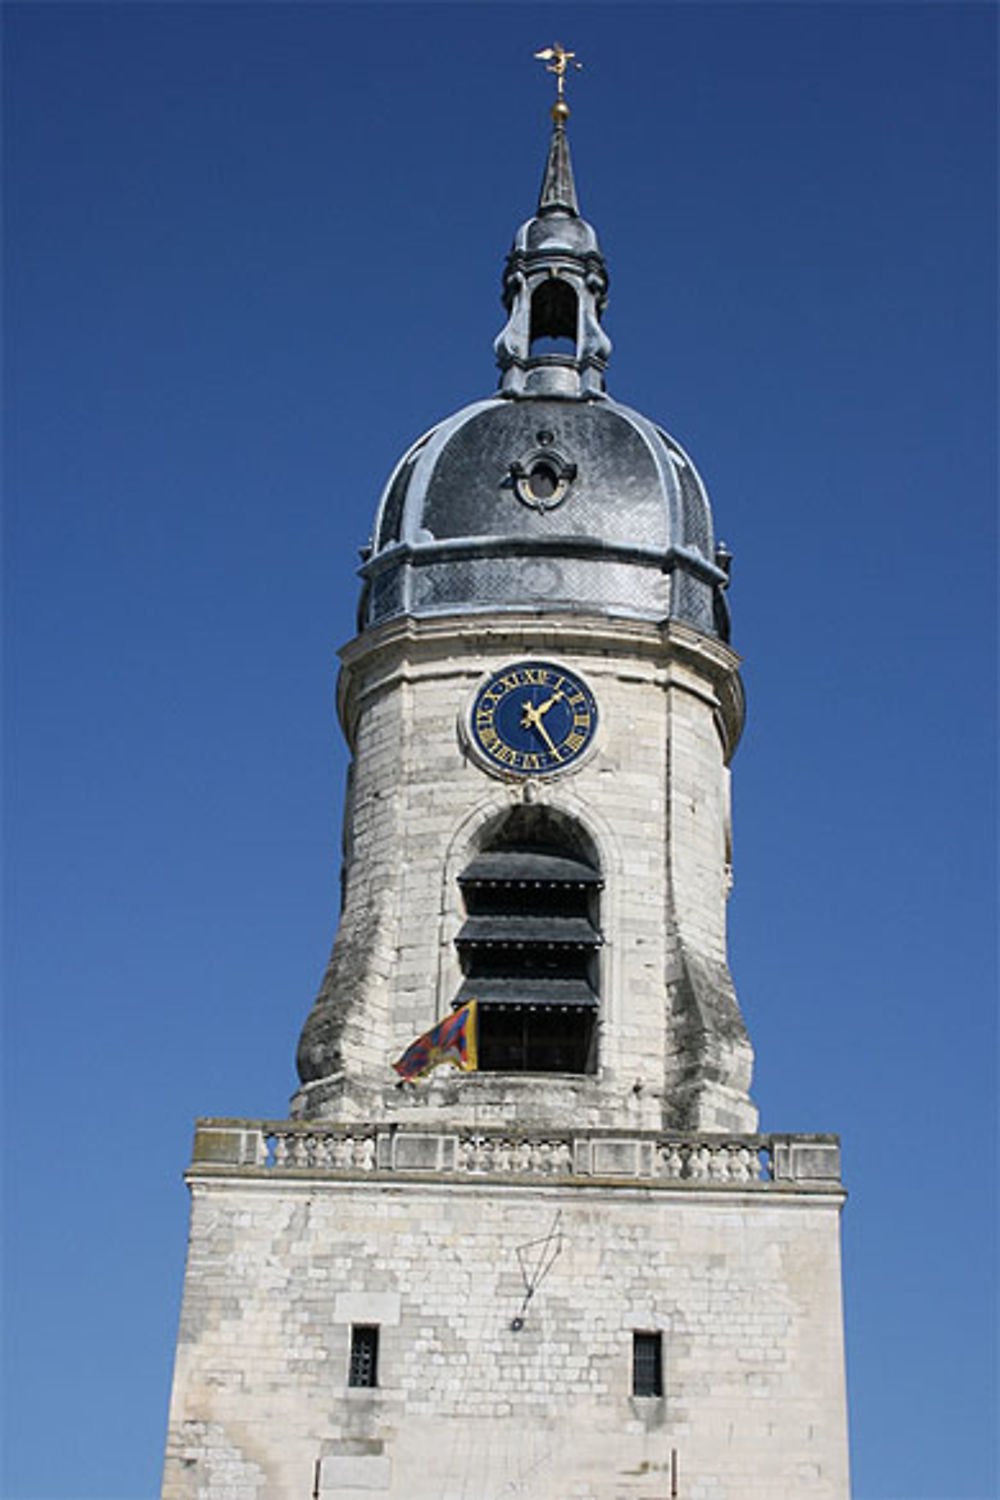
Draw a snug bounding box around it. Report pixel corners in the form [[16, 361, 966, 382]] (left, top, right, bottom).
[[163, 1168, 849, 1500], [293, 615, 754, 1132]]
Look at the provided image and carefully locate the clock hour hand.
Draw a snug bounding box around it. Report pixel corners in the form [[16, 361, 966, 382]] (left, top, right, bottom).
[[520, 699, 558, 756], [533, 688, 564, 719]]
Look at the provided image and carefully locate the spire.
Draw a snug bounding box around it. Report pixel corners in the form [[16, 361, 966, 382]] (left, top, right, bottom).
[[538, 105, 579, 215], [534, 44, 582, 214], [494, 45, 611, 399]]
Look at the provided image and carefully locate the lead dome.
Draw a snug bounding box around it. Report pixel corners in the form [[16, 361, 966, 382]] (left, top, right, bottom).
[[357, 105, 732, 642]]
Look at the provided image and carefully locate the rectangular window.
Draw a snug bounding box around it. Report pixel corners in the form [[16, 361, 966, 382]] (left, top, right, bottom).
[[348, 1324, 379, 1388], [632, 1331, 663, 1397]]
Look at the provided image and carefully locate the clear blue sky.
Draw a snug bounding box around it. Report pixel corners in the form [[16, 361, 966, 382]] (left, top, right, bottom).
[[4, 4, 996, 1498]]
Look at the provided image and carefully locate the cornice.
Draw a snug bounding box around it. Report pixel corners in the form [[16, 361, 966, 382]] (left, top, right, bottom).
[[336, 613, 745, 760]]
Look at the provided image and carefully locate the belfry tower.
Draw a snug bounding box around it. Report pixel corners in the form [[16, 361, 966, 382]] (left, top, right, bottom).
[[163, 54, 850, 1500]]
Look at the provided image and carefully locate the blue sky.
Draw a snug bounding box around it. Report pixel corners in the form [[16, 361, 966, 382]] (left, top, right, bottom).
[[3, 4, 996, 1498]]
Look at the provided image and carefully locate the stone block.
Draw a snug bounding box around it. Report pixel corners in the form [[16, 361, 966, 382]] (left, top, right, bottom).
[[390, 1133, 451, 1172], [333, 1291, 401, 1325], [191, 1125, 262, 1166], [773, 1140, 842, 1183], [591, 1138, 640, 1177], [319, 1455, 391, 1491]]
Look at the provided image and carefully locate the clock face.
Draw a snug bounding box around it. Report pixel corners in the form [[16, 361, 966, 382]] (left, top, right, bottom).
[[469, 661, 598, 777]]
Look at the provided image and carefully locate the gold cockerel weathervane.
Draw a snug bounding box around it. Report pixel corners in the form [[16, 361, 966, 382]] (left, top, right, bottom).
[[534, 43, 582, 124]]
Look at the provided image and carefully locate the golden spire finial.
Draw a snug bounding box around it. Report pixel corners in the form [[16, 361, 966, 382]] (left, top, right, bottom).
[[534, 43, 581, 124]]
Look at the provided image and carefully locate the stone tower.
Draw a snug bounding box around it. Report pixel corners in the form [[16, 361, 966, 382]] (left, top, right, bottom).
[[163, 73, 850, 1500]]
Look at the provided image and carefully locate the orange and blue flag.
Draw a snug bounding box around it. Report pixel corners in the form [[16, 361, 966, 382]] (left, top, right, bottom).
[[392, 1000, 478, 1081]]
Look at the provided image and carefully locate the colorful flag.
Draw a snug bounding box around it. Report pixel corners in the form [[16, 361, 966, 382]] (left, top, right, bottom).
[[392, 1001, 478, 1081]]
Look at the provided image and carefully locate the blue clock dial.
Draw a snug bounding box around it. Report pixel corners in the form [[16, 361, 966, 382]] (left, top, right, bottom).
[[470, 661, 598, 777]]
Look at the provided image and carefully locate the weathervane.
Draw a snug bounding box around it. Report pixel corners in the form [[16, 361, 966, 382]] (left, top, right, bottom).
[[534, 43, 582, 123]]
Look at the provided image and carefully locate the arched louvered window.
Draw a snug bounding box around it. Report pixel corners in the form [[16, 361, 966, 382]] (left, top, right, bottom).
[[455, 811, 602, 1073]]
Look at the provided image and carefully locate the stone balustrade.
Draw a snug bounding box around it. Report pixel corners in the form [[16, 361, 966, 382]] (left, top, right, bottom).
[[189, 1118, 841, 1188]]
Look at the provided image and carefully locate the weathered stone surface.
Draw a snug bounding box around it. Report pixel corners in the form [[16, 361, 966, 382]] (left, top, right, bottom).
[[293, 613, 755, 1134], [162, 1162, 850, 1500]]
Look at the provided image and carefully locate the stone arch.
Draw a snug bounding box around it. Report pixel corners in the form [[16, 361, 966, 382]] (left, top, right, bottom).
[[434, 785, 625, 1071], [529, 276, 579, 355], [471, 801, 602, 872]]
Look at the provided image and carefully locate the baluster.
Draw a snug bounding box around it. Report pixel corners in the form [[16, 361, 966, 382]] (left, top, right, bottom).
[[512, 1141, 532, 1174], [662, 1143, 684, 1179], [689, 1145, 710, 1180], [708, 1145, 729, 1181]]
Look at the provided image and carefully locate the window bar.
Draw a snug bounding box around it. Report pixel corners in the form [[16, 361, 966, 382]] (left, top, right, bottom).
[[348, 1324, 379, 1388]]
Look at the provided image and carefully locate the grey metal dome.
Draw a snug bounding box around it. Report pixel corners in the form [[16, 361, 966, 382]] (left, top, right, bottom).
[[356, 111, 732, 641], [359, 397, 730, 638]]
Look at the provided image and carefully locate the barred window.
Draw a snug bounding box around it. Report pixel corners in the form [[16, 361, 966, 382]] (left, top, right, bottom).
[[632, 1331, 663, 1397], [348, 1324, 379, 1388]]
